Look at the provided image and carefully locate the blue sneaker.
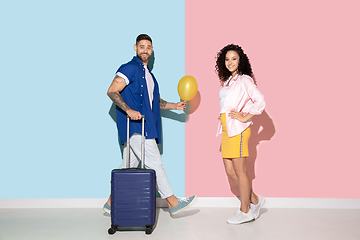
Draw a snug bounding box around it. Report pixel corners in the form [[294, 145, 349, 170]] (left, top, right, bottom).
[[169, 195, 197, 215], [103, 202, 111, 214]]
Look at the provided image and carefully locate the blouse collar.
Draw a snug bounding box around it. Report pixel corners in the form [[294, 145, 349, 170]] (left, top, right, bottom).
[[225, 74, 240, 86]]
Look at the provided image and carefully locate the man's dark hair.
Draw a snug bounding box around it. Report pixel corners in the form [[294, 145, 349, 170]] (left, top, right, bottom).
[[136, 34, 152, 45]]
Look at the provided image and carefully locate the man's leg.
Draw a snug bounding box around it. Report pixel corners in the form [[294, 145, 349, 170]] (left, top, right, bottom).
[[131, 135, 197, 214], [105, 134, 196, 215], [119, 137, 142, 169], [130, 135, 174, 199], [103, 135, 141, 212]]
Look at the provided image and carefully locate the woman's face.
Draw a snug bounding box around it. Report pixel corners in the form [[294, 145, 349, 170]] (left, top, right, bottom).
[[225, 50, 240, 76]]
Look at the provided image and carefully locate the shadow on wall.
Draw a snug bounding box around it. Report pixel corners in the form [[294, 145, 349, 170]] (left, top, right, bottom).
[[108, 103, 125, 159], [158, 89, 201, 151], [227, 110, 276, 197], [183, 90, 201, 122]]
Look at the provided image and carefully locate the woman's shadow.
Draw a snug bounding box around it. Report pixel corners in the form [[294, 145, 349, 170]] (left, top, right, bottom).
[[227, 110, 276, 196]]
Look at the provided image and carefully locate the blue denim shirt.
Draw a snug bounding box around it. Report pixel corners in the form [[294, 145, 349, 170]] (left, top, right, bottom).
[[115, 56, 162, 145]]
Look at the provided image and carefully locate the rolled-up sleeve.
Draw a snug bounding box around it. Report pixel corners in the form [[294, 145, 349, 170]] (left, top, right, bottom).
[[244, 77, 266, 115], [116, 64, 135, 85]]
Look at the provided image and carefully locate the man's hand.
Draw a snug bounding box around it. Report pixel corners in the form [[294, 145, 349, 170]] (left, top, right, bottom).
[[175, 101, 187, 110], [127, 109, 142, 120], [159, 98, 187, 110]]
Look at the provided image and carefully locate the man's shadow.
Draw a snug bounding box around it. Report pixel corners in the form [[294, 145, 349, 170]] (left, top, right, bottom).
[[227, 111, 276, 196]]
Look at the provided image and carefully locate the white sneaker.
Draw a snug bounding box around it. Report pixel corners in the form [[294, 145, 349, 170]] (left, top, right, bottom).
[[227, 208, 241, 222], [251, 195, 265, 219], [227, 209, 254, 224]]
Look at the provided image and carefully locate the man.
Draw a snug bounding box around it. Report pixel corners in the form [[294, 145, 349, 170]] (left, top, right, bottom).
[[104, 34, 197, 215]]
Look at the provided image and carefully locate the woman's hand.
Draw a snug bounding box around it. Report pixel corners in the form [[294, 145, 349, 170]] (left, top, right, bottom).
[[229, 110, 247, 122]]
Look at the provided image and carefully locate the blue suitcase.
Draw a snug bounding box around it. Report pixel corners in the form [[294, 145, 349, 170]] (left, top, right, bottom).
[[108, 116, 156, 235]]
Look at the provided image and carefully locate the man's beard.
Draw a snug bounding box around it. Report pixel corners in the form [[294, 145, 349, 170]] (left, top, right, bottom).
[[137, 53, 150, 63]]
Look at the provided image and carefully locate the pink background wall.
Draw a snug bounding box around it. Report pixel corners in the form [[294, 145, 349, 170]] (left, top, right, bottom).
[[185, 0, 360, 198]]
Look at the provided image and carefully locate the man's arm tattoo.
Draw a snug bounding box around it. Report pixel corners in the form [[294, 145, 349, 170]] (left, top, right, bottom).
[[159, 98, 168, 108], [108, 92, 130, 113]]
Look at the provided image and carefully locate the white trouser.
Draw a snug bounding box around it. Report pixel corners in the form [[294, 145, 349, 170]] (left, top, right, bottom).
[[119, 134, 173, 199]]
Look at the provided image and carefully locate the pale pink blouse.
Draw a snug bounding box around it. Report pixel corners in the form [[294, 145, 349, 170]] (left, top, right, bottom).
[[217, 74, 266, 137]]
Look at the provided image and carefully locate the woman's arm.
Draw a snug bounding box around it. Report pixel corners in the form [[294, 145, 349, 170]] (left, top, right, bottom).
[[229, 110, 253, 123]]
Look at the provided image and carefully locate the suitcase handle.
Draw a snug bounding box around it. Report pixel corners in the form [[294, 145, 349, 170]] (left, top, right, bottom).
[[126, 115, 145, 169]]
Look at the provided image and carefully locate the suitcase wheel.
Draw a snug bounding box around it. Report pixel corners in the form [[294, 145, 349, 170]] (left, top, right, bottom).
[[145, 225, 153, 235], [108, 226, 117, 235]]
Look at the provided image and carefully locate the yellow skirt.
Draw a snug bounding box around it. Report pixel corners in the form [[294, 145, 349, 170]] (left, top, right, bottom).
[[220, 113, 251, 158]]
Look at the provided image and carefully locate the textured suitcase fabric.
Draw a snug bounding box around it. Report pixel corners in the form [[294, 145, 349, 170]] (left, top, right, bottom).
[[111, 168, 156, 228]]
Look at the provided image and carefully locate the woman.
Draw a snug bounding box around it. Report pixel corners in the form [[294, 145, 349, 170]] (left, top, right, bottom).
[[215, 44, 266, 224]]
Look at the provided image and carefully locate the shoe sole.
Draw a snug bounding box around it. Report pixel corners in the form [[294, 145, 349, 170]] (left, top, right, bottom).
[[227, 216, 254, 224], [170, 196, 198, 215], [103, 207, 111, 214]]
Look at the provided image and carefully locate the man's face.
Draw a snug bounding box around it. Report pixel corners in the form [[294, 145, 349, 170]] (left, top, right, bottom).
[[134, 40, 153, 64]]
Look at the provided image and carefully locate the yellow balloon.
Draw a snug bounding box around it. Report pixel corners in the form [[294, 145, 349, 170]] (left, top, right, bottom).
[[177, 75, 198, 101]]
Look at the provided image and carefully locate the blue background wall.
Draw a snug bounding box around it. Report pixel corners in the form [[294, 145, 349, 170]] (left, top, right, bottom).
[[0, 0, 186, 198]]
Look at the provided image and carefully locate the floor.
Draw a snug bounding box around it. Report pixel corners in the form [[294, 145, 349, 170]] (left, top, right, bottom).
[[0, 207, 359, 240]]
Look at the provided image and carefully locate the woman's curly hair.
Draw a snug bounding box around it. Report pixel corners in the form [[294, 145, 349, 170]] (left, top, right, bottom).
[[215, 44, 254, 85]]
